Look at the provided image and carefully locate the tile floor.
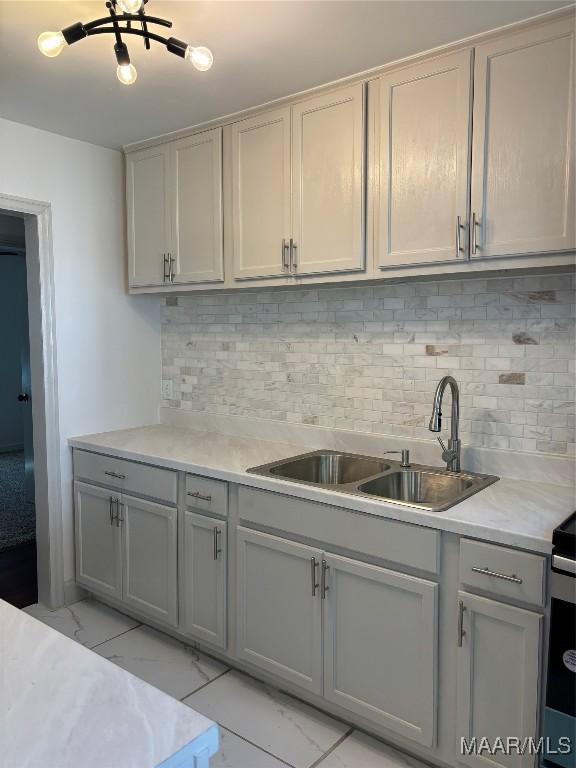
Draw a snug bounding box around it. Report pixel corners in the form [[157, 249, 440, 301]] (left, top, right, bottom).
[[23, 598, 430, 768]]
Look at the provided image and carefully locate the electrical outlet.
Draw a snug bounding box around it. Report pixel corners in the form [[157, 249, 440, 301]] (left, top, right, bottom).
[[161, 379, 174, 399]]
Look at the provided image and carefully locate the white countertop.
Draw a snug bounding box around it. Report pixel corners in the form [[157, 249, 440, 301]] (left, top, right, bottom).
[[69, 424, 575, 555], [0, 599, 218, 768]]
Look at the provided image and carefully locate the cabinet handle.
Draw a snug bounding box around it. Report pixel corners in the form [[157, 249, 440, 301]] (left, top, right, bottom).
[[115, 500, 124, 527], [187, 490, 212, 503], [104, 470, 126, 480], [109, 496, 115, 525], [458, 599, 466, 647], [168, 253, 175, 283], [290, 239, 298, 272], [213, 527, 222, 561], [471, 212, 480, 255], [282, 239, 290, 272], [310, 557, 319, 597], [321, 559, 329, 599], [471, 566, 522, 584], [456, 216, 466, 257]]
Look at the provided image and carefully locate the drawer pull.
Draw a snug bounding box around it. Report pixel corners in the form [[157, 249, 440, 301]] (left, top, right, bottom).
[[104, 470, 126, 480], [471, 566, 523, 584], [188, 490, 212, 503]]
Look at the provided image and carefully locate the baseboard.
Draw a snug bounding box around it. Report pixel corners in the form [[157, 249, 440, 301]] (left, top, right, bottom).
[[64, 580, 89, 605], [0, 443, 24, 454]]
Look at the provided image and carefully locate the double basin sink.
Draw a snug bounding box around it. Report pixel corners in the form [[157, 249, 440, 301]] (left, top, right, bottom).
[[249, 450, 498, 512]]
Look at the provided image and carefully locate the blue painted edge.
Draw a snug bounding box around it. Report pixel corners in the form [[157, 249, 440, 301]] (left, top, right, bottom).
[[155, 723, 220, 768], [542, 707, 576, 768]]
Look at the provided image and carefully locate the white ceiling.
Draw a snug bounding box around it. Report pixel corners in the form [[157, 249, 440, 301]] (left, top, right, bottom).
[[0, 0, 569, 149]]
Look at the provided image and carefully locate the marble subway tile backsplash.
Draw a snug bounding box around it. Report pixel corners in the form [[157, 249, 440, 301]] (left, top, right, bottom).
[[161, 274, 575, 457]]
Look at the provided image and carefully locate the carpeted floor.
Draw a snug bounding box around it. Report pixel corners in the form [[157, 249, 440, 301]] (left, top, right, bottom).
[[0, 451, 36, 552]]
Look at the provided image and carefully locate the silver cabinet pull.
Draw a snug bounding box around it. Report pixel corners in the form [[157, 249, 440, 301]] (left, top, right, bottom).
[[104, 470, 126, 480], [471, 212, 480, 255], [458, 599, 466, 647], [187, 490, 212, 503], [290, 238, 298, 272], [168, 253, 175, 283], [163, 253, 170, 282], [115, 500, 124, 527], [310, 557, 319, 597], [471, 566, 522, 584], [282, 239, 290, 272], [456, 216, 466, 257], [213, 527, 222, 561], [321, 559, 329, 599], [109, 496, 115, 525]]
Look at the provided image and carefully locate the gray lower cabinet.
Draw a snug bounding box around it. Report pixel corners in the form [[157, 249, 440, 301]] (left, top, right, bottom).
[[323, 553, 438, 747], [182, 511, 227, 649], [75, 481, 122, 600], [236, 527, 323, 694], [456, 591, 542, 768]]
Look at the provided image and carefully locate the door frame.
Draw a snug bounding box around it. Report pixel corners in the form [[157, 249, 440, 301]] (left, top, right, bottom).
[[0, 193, 64, 608]]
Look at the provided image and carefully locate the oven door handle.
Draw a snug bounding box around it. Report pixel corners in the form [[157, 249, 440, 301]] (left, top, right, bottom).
[[552, 554, 576, 576]]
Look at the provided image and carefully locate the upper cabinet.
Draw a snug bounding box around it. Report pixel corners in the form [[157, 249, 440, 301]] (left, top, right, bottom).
[[126, 129, 224, 288], [291, 84, 365, 276], [371, 51, 473, 267], [470, 18, 575, 258], [231, 108, 292, 280]]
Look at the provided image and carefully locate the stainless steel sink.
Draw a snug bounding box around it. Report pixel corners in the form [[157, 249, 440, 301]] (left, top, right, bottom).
[[268, 452, 390, 485], [248, 449, 498, 512]]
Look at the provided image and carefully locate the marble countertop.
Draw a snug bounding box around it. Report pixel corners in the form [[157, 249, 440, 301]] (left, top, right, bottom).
[[69, 424, 575, 554], [0, 599, 218, 768]]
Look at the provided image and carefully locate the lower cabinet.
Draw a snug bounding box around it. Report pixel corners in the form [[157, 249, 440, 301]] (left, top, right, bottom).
[[74, 481, 178, 627], [182, 511, 227, 649], [456, 591, 542, 768], [236, 527, 439, 744]]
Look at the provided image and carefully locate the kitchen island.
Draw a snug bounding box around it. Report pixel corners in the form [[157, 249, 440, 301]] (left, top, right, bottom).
[[0, 599, 219, 768]]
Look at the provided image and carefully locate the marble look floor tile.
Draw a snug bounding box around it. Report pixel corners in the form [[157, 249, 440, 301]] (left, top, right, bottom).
[[184, 671, 348, 768], [212, 727, 290, 768], [95, 625, 228, 700], [316, 731, 429, 768], [22, 599, 139, 648]]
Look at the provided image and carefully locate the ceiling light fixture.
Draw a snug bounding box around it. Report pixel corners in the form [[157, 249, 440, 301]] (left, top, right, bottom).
[[37, 0, 214, 85]]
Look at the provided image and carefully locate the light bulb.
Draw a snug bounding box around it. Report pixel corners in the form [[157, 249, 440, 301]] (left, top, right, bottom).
[[117, 63, 138, 85], [186, 46, 213, 72], [116, 0, 143, 13], [38, 30, 66, 58]]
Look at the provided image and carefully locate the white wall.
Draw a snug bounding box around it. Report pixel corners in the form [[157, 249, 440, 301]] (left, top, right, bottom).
[[0, 117, 161, 583]]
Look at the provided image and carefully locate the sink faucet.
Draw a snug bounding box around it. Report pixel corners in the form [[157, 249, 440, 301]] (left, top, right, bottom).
[[429, 375, 461, 472]]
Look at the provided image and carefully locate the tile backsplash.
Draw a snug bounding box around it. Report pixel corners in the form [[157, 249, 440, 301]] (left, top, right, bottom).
[[161, 273, 575, 457]]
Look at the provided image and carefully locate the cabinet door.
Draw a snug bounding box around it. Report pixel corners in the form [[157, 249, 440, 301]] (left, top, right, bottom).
[[456, 591, 542, 768], [171, 129, 224, 284], [121, 494, 178, 627], [373, 50, 472, 267], [74, 481, 122, 599], [231, 108, 291, 279], [182, 512, 227, 649], [292, 84, 365, 275], [323, 553, 438, 747], [126, 144, 171, 287], [471, 18, 575, 258], [236, 527, 323, 693]]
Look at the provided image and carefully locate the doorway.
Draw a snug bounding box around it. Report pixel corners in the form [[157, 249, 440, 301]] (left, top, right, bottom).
[[0, 213, 37, 606]]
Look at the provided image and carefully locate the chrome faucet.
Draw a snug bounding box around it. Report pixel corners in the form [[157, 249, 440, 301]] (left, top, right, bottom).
[[429, 375, 461, 472]]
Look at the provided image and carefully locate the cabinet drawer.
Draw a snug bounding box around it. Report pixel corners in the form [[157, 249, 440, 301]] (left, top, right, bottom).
[[459, 539, 546, 608], [238, 486, 440, 575], [73, 449, 177, 505], [185, 474, 228, 516]]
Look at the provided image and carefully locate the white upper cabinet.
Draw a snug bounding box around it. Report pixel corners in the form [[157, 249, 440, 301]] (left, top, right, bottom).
[[471, 18, 575, 258], [170, 128, 224, 284], [372, 50, 473, 267], [126, 144, 171, 287], [291, 84, 365, 275], [231, 108, 292, 279]]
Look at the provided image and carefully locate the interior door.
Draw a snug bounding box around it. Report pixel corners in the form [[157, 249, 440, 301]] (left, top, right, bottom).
[[182, 511, 227, 649], [291, 83, 365, 275], [456, 591, 542, 768], [323, 553, 438, 747], [126, 144, 171, 286], [74, 481, 122, 599], [121, 494, 178, 627], [231, 108, 292, 279], [470, 17, 575, 258], [171, 128, 224, 284], [236, 527, 323, 693], [373, 50, 472, 267]]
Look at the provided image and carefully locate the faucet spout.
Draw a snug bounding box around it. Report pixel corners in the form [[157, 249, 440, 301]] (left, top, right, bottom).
[[429, 376, 461, 472]]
